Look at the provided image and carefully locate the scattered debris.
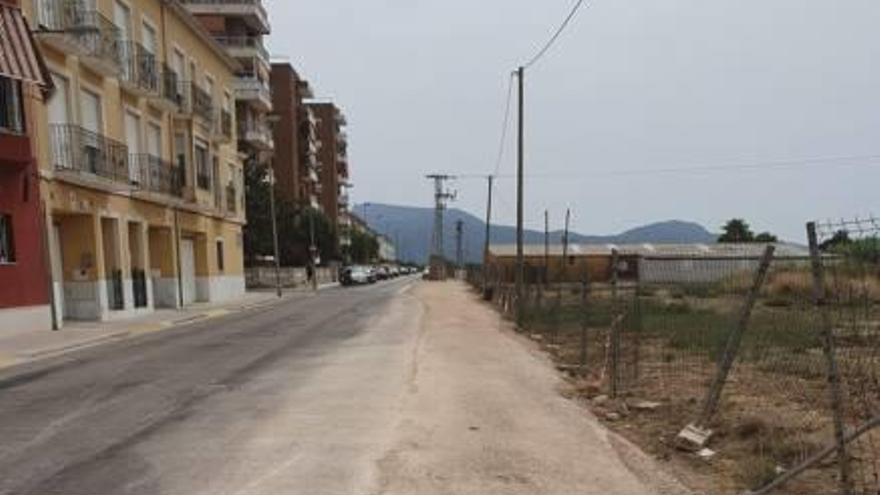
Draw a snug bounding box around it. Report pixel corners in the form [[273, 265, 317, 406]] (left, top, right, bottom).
[[605, 412, 622, 422], [630, 400, 662, 412], [676, 423, 714, 452], [697, 448, 716, 461], [592, 394, 609, 406]]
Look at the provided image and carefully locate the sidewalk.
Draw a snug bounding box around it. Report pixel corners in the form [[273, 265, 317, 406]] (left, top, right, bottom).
[[0, 290, 297, 371]]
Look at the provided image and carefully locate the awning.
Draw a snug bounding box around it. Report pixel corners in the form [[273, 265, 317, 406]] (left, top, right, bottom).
[[0, 4, 52, 88]]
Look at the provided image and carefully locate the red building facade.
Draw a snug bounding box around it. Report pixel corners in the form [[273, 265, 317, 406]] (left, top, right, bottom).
[[0, 0, 53, 331]]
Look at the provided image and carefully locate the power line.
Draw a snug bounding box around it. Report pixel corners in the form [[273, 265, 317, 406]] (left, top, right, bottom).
[[492, 73, 515, 177], [460, 153, 880, 180], [523, 0, 588, 69]]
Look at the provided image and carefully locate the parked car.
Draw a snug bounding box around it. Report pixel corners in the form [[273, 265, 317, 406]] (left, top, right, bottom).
[[340, 266, 375, 285]]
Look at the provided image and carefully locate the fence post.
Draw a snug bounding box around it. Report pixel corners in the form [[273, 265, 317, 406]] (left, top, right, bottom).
[[807, 221, 853, 495], [697, 244, 775, 427], [579, 267, 590, 368], [610, 248, 621, 398], [632, 257, 642, 382]]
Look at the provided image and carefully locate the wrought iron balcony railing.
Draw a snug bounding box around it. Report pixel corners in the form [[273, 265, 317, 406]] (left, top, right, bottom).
[[35, 4, 122, 72], [132, 154, 184, 198], [160, 69, 181, 107], [190, 83, 214, 123], [50, 124, 129, 184], [119, 40, 159, 94]]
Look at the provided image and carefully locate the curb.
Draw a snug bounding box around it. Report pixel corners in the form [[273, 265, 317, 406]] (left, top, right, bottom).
[[0, 295, 292, 374]]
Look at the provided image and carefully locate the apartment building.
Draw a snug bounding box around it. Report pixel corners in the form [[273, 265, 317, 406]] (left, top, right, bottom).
[[24, 0, 246, 326], [0, 0, 54, 331], [180, 0, 273, 174], [307, 102, 351, 256], [269, 62, 321, 210]]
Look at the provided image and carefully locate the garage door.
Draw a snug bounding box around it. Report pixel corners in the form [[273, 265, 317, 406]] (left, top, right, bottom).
[[180, 238, 196, 305]]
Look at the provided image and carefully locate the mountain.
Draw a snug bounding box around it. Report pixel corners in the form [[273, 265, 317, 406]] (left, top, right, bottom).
[[355, 203, 717, 264]]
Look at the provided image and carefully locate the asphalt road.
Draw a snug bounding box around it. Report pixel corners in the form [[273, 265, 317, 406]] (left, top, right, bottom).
[[0, 278, 420, 495]]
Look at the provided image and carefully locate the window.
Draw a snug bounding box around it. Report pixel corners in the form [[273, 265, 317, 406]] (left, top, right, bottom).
[[0, 214, 14, 264], [216, 240, 224, 272], [195, 141, 209, 189], [0, 78, 24, 134], [80, 89, 102, 133], [47, 73, 70, 125], [142, 22, 157, 55]]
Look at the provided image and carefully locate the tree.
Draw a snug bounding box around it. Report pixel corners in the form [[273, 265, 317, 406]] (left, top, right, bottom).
[[242, 162, 338, 267], [350, 229, 379, 264], [718, 219, 754, 243], [242, 163, 273, 266], [819, 230, 851, 252], [754, 232, 779, 243], [717, 219, 779, 244]]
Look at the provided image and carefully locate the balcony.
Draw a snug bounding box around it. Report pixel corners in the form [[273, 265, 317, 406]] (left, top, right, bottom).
[[50, 124, 129, 186], [174, 82, 215, 124], [337, 130, 348, 143], [214, 36, 269, 65], [191, 84, 214, 124], [238, 120, 273, 151], [179, 0, 270, 34], [156, 69, 181, 110], [119, 41, 159, 97], [132, 154, 184, 198], [35, 4, 122, 77], [338, 192, 350, 207], [233, 75, 272, 111]]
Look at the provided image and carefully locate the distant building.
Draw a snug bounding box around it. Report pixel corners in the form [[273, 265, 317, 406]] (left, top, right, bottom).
[[378, 235, 397, 263], [269, 63, 320, 209], [305, 102, 351, 258], [486, 243, 811, 284]]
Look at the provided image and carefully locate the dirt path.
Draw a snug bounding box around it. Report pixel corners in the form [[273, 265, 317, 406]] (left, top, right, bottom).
[[374, 281, 691, 495]]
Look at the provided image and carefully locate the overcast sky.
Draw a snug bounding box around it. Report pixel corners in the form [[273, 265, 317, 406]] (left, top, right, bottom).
[[266, 0, 880, 242]]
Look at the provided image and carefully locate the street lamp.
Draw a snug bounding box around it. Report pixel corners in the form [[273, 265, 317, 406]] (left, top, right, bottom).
[[264, 167, 282, 298]]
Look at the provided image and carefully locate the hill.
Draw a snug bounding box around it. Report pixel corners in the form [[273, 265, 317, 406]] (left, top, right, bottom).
[[356, 203, 717, 264]]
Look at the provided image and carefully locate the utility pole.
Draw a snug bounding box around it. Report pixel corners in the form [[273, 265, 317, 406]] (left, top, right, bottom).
[[544, 210, 549, 285], [483, 175, 494, 290], [562, 208, 571, 280], [455, 219, 464, 270], [515, 66, 525, 306], [426, 174, 456, 279], [267, 168, 282, 298], [308, 209, 317, 291]]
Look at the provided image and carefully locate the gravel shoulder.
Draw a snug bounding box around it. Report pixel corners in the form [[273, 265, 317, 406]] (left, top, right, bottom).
[[373, 281, 692, 495]]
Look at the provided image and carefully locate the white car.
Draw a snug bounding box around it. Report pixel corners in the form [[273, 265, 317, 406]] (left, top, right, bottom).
[[347, 266, 373, 285]]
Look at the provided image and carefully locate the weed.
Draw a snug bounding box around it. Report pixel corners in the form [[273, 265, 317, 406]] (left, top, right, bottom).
[[737, 455, 779, 490]]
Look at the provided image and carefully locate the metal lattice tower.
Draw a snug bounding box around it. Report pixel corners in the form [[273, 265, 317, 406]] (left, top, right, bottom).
[[426, 174, 456, 272]]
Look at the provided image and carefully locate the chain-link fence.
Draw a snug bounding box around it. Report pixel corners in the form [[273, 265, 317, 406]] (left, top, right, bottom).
[[471, 219, 880, 494]]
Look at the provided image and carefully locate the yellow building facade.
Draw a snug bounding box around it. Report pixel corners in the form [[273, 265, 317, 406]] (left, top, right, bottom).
[[24, 0, 246, 324]]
